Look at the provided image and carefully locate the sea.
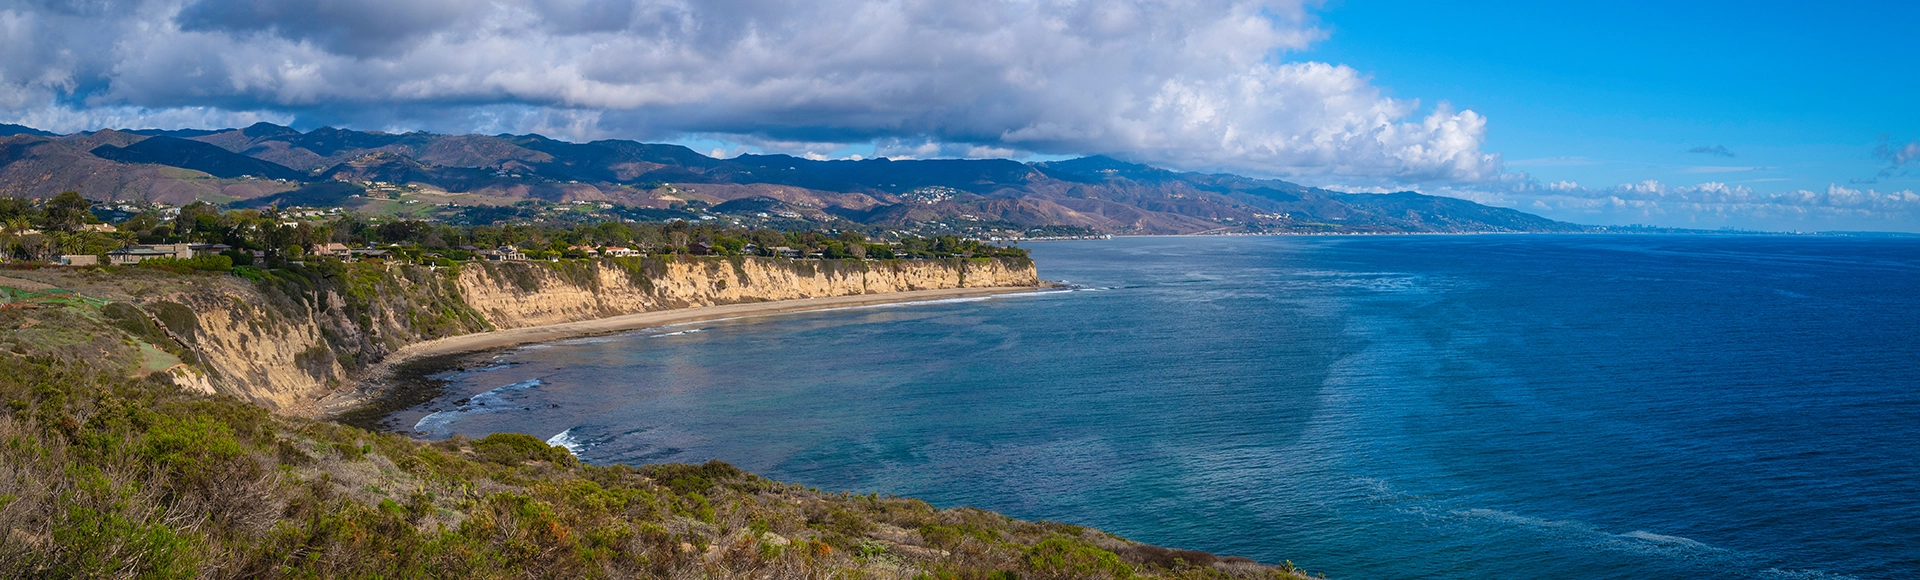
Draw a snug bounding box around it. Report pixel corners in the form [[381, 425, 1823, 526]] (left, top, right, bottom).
[[382, 235, 1920, 579]]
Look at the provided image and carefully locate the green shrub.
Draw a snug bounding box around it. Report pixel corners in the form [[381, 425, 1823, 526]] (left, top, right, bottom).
[[51, 502, 198, 579], [148, 301, 198, 339], [220, 249, 254, 267], [473, 432, 576, 466], [140, 415, 246, 482], [647, 460, 743, 494], [1028, 536, 1134, 580], [230, 265, 267, 281]]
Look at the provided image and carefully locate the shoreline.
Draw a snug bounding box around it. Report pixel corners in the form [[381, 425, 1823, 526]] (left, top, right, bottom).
[[322, 284, 1052, 420]]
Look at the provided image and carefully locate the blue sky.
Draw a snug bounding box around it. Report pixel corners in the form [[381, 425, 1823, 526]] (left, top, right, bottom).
[[1, 1, 1915, 231], [1304, 0, 1918, 195]]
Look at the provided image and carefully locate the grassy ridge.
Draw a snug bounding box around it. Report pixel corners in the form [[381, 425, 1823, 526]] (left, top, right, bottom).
[[0, 280, 1315, 579]]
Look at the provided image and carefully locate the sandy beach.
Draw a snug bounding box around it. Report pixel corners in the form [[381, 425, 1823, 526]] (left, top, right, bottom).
[[323, 285, 1048, 415]]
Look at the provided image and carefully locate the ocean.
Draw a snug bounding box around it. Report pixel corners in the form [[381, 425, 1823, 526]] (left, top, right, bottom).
[[384, 235, 1920, 579]]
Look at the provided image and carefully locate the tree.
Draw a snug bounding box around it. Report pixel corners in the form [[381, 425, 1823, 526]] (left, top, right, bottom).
[[177, 202, 219, 236], [0, 198, 37, 224], [41, 191, 92, 232]]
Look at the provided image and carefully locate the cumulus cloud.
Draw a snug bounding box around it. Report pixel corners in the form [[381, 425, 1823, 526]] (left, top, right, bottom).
[[1687, 145, 1736, 157], [0, 0, 1499, 182]]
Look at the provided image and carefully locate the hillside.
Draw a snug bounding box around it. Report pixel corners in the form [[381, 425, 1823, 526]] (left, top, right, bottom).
[[0, 256, 1037, 415], [91, 135, 308, 181], [0, 259, 1318, 579], [0, 267, 1308, 579], [0, 122, 1583, 235]]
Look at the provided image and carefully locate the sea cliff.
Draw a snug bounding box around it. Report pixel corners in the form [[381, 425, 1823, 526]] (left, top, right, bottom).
[[457, 256, 1037, 329], [0, 258, 1320, 579], [1, 256, 1037, 416]]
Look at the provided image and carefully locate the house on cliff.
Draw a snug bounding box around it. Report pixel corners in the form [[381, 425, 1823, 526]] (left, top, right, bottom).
[[480, 246, 528, 261], [106, 243, 193, 265]]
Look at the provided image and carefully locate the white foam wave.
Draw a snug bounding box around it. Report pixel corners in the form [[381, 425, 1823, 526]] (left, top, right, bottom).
[[1759, 568, 1862, 580], [411, 409, 458, 433], [801, 293, 1056, 316], [546, 428, 584, 454], [411, 378, 544, 435], [842, 296, 995, 309], [467, 379, 542, 407], [1619, 530, 1712, 550], [648, 328, 708, 338]]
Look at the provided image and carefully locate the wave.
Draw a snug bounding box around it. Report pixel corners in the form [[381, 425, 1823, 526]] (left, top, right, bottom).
[[1618, 530, 1713, 550], [648, 328, 708, 338], [410, 409, 459, 434], [1456, 508, 1722, 554], [1758, 568, 1862, 580], [467, 378, 542, 407], [546, 428, 585, 454], [411, 378, 544, 435]]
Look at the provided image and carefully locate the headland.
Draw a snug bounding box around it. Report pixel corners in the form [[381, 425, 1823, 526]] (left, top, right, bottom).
[[0, 251, 1315, 578]]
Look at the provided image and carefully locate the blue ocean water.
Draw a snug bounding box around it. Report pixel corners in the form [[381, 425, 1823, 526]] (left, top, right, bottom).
[[394, 235, 1920, 579]]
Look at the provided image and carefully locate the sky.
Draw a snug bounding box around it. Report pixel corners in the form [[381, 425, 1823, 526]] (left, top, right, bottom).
[[1, 0, 1915, 231]]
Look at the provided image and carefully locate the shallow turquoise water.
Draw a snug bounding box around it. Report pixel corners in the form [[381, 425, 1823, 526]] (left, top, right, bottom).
[[391, 235, 1920, 579]]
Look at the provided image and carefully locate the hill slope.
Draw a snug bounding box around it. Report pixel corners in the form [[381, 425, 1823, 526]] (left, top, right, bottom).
[[0, 122, 1584, 234], [91, 135, 308, 180]]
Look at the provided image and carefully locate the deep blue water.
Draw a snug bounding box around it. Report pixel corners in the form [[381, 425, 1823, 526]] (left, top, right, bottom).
[[395, 235, 1920, 579]]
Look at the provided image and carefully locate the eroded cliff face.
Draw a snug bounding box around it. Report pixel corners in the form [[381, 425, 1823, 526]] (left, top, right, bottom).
[[144, 264, 491, 414], [458, 256, 1038, 328], [148, 256, 1036, 415]]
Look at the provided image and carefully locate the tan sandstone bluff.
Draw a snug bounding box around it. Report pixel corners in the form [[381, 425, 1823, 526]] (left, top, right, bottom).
[[392, 285, 1041, 364]]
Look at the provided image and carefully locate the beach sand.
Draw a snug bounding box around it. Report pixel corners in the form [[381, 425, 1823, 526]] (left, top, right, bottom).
[[323, 285, 1048, 416]]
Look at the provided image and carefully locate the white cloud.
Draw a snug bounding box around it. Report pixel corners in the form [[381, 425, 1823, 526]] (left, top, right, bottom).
[[1877, 138, 1920, 178], [0, 0, 1498, 183], [3, 105, 294, 134], [1446, 176, 1920, 231]]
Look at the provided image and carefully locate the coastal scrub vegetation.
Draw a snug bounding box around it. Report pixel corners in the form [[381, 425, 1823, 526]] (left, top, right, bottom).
[[0, 194, 1028, 263], [0, 278, 1312, 579]]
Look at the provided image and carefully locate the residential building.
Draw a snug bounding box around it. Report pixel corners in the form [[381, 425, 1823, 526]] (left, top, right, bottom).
[[481, 246, 527, 261], [106, 243, 193, 265], [310, 243, 351, 258]]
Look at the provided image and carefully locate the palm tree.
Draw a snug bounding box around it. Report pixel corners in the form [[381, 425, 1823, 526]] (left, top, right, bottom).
[[0, 216, 32, 261]]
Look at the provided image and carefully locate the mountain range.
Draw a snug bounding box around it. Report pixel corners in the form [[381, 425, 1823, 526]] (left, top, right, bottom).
[[0, 122, 1582, 234]]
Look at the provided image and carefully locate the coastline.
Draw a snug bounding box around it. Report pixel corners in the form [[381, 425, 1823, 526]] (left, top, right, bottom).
[[323, 284, 1052, 420]]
